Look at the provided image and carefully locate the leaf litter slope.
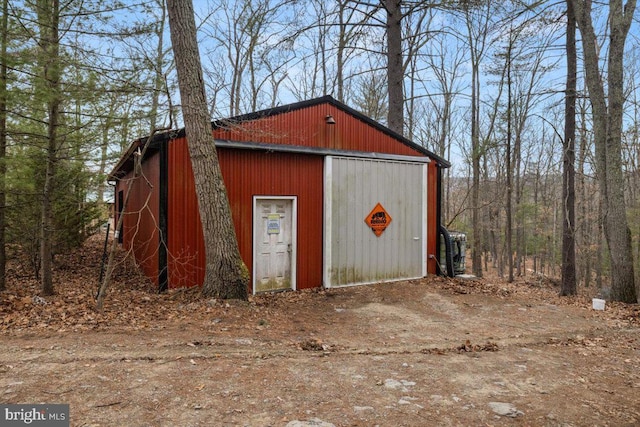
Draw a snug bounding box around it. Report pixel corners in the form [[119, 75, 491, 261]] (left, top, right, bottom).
[[0, 234, 639, 426]]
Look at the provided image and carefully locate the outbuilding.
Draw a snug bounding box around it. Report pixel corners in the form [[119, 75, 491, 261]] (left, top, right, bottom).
[[109, 96, 450, 293]]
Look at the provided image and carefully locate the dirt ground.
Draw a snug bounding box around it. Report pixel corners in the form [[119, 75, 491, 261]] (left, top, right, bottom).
[[1, 236, 640, 427]]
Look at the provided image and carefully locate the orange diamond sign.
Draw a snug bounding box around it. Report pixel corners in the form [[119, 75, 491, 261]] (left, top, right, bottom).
[[365, 203, 392, 237]]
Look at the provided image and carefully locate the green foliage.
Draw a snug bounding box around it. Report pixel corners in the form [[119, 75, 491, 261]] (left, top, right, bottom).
[[52, 160, 101, 249], [4, 139, 99, 277], [0, 0, 163, 283]]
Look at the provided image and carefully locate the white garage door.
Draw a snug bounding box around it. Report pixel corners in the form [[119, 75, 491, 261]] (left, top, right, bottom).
[[323, 156, 427, 287]]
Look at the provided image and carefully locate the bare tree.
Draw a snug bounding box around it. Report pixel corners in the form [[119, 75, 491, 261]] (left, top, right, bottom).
[[418, 32, 466, 223], [575, 99, 593, 288], [149, 0, 170, 132], [404, 6, 437, 141], [351, 59, 388, 122], [202, 0, 295, 116], [561, 0, 577, 296], [167, 0, 248, 300], [572, 0, 637, 303], [461, 0, 498, 277], [505, 24, 515, 283], [284, 0, 331, 100], [0, 0, 7, 291]]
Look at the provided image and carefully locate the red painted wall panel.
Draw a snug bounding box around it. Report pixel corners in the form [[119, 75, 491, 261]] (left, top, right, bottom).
[[221, 149, 325, 290], [214, 104, 424, 157], [167, 138, 324, 290], [119, 99, 442, 292], [166, 138, 205, 288], [116, 152, 160, 285]]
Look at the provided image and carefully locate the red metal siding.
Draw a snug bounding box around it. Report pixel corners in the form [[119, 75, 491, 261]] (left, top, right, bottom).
[[221, 148, 324, 290], [117, 99, 443, 292], [214, 104, 424, 157], [212, 101, 441, 276], [167, 138, 324, 290], [166, 137, 204, 288], [116, 152, 160, 285]]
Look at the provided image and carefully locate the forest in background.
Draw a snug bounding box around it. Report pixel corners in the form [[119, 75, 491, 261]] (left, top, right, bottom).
[[0, 0, 638, 301]]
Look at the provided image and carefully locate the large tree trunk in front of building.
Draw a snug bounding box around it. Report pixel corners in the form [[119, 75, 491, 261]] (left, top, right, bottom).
[[167, 0, 248, 300], [573, 0, 636, 303], [384, 0, 403, 134], [561, 0, 577, 296]]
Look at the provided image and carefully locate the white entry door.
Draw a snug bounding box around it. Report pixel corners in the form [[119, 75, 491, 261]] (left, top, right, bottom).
[[253, 197, 296, 293]]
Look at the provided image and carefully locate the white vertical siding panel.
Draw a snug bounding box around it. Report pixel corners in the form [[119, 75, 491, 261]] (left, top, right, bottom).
[[326, 157, 425, 287]]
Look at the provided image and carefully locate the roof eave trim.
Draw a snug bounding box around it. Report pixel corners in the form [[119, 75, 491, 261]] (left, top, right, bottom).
[[214, 139, 432, 163]]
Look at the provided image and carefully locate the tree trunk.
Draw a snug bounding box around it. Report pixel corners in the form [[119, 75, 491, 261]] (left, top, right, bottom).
[[462, 3, 495, 279], [573, 0, 637, 302], [604, 0, 636, 302], [561, 0, 577, 296], [596, 200, 603, 290], [384, 0, 403, 134], [96, 103, 115, 209], [167, 0, 248, 300], [470, 56, 482, 278], [514, 135, 522, 278], [0, 0, 8, 291], [37, 0, 61, 296], [505, 31, 513, 283], [336, 0, 347, 102], [150, 0, 167, 132]]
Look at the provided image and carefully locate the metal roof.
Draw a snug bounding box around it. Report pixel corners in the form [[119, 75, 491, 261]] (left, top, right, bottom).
[[109, 95, 450, 180]]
